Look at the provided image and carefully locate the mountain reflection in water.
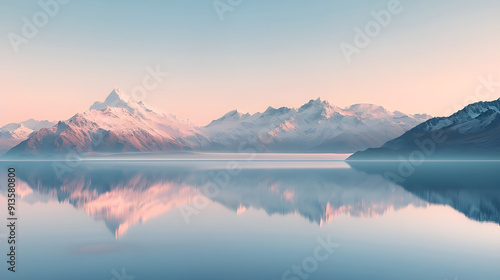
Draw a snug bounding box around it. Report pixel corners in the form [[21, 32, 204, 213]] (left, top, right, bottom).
[[5, 160, 499, 238]]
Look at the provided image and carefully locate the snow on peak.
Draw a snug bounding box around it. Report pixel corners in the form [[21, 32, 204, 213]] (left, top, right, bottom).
[[299, 98, 327, 111], [88, 88, 168, 118], [263, 106, 292, 116], [0, 119, 56, 140], [206, 111, 237, 127], [111, 87, 129, 101], [223, 110, 241, 118], [89, 88, 136, 113], [210, 110, 246, 123], [201, 98, 430, 153]]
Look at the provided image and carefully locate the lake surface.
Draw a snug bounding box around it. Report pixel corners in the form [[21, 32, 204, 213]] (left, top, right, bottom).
[[0, 155, 499, 280]]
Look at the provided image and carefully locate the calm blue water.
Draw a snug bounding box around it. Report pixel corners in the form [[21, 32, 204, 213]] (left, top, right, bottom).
[[0, 157, 499, 280]]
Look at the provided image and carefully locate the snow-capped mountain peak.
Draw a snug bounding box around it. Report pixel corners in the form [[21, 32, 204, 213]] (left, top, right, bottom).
[[3, 90, 431, 157], [89, 88, 170, 120], [89, 88, 136, 113], [222, 109, 242, 119], [109, 87, 130, 101], [262, 106, 293, 116], [298, 98, 327, 111], [202, 99, 430, 153], [348, 98, 500, 160], [5, 89, 209, 156], [206, 109, 252, 127], [0, 119, 56, 140]]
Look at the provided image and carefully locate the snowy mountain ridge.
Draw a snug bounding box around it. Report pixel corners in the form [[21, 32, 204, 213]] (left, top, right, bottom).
[[0, 119, 56, 139], [202, 98, 431, 152], [4, 89, 431, 157], [348, 98, 500, 160], [5, 89, 207, 156]]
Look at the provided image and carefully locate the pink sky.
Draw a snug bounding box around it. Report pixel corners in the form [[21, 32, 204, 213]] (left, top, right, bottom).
[[1, 0, 500, 126]]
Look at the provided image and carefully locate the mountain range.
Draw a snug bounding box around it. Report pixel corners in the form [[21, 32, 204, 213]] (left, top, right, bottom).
[[203, 99, 430, 152], [3, 88, 430, 157], [0, 119, 55, 139], [348, 98, 500, 160], [0, 119, 55, 154]]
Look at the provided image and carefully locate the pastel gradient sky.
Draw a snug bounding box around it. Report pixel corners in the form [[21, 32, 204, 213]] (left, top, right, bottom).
[[1, 0, 500, 126]]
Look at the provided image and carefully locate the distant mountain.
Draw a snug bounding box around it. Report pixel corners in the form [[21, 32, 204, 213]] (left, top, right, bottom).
[[0, 119, 55, 139], [0, 119, 55, 155], [5, 89, 208, 157], [3, 89, 430, 157], [348, 98, 500, 160], [202, 98, 430, 153]]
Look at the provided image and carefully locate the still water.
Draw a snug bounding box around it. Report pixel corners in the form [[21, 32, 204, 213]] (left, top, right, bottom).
[[0, 156, 499, 280]]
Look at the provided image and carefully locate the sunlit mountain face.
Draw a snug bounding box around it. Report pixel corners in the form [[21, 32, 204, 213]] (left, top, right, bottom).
[[6, 160, 499, 238], [3, 89, 431, 158]]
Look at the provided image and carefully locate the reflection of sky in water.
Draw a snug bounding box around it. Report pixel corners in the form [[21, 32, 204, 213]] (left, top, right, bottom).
[[1, 160, 500, 280]]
